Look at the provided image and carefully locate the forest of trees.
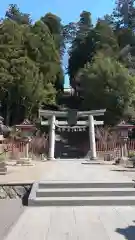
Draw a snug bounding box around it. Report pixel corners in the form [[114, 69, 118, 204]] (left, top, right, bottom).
[[0, 4, 64, 125], [1, 1, 135, 126], [67, 0, 135, 125]]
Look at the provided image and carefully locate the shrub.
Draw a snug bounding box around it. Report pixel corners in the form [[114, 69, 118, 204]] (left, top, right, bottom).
[[128, 151, 135, 158]]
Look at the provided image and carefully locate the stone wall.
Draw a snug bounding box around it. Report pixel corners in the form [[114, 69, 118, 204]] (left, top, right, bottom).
[[0, 184, 32, 200]]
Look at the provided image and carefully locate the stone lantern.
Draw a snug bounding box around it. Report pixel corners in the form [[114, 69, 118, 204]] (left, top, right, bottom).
[[15, 119, 36, 139], [114, 121, 135, 160], [116, 121, 134, 139]]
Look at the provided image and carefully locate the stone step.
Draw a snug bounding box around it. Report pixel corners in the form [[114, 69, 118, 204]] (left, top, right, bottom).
[[28, 196, 135, 206], [0, 166, 7, 175], [36, 188, 135, 198], [38, 181, 134, 189]]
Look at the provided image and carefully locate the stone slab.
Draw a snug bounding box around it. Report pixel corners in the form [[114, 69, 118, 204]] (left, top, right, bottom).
[[40, 160, 133, 182], [0, 161, 50, 184], [3, 161, 135, 239], [0, 200, 25, 240], [29, 196, 135, 206], [4, 206, 135, 240]]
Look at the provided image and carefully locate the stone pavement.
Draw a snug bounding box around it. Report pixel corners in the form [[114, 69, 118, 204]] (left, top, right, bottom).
[[0, 159, 135, 184], [0, 200, 24, 240], [3, 206, 135, 240], [40, 160, 134, 182], [0, 161, 50, 184], [2, 160, 135, 240]]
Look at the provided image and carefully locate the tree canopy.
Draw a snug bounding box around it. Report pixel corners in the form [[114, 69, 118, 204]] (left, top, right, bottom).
[[0, 4, 64, 125], [78, 53, 135, 125], [66, 0, 135, 125], [1, 2, 135, 126]]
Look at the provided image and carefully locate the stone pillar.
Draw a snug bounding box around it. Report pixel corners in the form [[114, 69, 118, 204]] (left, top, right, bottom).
[[48, 115, 56, 160], [26, 142, 29, 159], [88, 115, 97, 160], [121, 138, 128, 161], [124, 141, 128, 157]]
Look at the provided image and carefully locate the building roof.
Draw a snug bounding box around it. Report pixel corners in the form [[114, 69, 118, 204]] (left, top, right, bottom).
[[115, 121, 135, 129]]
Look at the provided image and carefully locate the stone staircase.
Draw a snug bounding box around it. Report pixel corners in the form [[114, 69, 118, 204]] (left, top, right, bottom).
[[28, 181, 135, 206]]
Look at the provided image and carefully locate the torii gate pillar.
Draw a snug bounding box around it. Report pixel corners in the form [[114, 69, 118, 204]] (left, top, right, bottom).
[[48, 115, 56, 160], [88, 115, 97, 160]]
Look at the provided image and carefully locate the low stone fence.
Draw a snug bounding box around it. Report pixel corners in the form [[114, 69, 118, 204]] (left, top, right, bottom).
[[0, 183, 32, 205]]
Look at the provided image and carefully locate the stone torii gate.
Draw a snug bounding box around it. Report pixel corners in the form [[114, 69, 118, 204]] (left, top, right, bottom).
[[39, 109, 106, 160]]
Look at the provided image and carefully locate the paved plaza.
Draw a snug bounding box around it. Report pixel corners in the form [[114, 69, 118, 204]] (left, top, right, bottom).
[[0, 159, 135, 184], [4, 205, 135, 240], [0, 200, 24, 240], [2, 160, 135, 240], [39, 160, 135, 182], [0, 160, 49, 184]]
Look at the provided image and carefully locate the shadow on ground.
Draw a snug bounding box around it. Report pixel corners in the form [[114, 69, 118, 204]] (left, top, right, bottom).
[[81, 162, 103, 165], [111, 169, 135, 172], [116, 221, 135, 240]]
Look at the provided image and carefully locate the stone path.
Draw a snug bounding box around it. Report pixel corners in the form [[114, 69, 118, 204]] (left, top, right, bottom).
[[3, 206, 135, 240], [0, 161, 50, 184], [0, 200, 24, 240], [40, 160, 134, 182], [2, 160, 135, 240], [0, 159, 135, 184]]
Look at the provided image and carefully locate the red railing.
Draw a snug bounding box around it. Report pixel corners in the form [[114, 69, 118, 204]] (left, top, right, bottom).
[[1, 139, 135, 160], [0, 139, 48, 159], [0, 141, 27, 152], [1, 140, 135, 152], [96, 140, 135, 152], [127, 140, 135, 150]]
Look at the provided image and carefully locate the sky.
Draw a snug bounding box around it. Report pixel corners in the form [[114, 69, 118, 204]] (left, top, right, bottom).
[[0, 0, 116, 87]]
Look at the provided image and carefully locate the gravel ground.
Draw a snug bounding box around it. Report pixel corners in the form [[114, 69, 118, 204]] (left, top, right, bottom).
[[0, 199, 25, 240]]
